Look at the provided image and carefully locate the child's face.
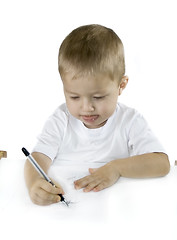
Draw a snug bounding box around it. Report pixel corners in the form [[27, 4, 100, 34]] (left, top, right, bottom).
[[62, 72, 125, 129]]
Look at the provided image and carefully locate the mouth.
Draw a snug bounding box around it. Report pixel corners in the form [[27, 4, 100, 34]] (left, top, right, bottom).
[[81, 115, 99, 122]]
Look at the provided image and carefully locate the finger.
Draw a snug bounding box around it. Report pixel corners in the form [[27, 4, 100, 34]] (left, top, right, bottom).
[[41, 180, 64, 195], [93, 177, 120, 192], [83, 179, 102, 192], [32, 195, 60, 206], [29, 178, 63, 205], [89, 168, 98, 174], [50, 178, 65, 195], [92, 181, 108, 192], [31, 189, 61, 206], [74, 175, 93, 189], [38, 187, 61, 203], [30, 185, 61, 205]]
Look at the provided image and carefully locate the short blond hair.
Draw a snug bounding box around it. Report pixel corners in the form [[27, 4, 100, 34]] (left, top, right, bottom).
[[58, 24, 125, 82]]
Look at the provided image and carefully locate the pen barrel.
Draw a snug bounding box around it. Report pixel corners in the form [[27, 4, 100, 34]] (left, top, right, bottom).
[[28, 155, 51, 182], [23, 149, 68, 205]]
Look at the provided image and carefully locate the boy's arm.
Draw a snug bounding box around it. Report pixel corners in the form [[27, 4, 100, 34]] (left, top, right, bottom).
[[113, 152, 170, 178], [24, 152, 64, 205], [74, 152, 170, 192]]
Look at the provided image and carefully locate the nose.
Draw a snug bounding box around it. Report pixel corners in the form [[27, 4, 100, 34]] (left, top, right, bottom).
[[81, 98, 94, 112]]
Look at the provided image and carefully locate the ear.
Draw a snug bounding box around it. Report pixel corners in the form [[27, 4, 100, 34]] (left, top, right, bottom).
[[119, 76, 129, 95]]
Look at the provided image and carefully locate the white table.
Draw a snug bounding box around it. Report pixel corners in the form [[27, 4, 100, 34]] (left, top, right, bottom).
[[0, 158, 177, 240]]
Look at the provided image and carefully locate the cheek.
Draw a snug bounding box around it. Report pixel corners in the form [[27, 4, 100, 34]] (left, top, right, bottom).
[[97, 101, 116, 114], [103, 95, 118, 107], [66, 100, 79, 115], [100, 97, 118, 114]]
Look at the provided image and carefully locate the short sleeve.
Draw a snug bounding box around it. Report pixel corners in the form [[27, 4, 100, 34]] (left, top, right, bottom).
[[128, 113, 166, 156], [32, 105, 68, 161]]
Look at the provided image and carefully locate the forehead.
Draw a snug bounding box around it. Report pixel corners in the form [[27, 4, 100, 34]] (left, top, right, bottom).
[[62, 72, 118, 94]]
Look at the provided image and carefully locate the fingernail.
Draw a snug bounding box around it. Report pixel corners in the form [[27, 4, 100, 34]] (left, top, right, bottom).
[[74, 184, 79, 190], [56, 197, 60, 202]]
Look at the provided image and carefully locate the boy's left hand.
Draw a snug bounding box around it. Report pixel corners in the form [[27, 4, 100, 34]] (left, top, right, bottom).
[[74, 161, 120, 192]]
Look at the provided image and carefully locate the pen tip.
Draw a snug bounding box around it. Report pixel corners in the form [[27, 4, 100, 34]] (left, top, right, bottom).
[[64, 200, 70, 207]]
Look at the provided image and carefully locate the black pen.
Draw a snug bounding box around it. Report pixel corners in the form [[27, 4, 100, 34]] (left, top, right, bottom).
[[22, 147, 69, 206]]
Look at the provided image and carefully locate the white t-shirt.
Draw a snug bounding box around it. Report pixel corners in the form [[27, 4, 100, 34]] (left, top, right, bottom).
[[33, 103, 165, 167]]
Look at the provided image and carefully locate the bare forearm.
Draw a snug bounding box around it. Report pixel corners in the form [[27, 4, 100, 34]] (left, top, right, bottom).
[[74, 152, 170, 193], [24, 152, 52, 189], [112, 152, 170, 178]]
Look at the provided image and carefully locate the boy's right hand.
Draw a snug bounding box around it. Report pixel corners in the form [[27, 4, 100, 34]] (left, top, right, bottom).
[[29, 177, 64, 206]]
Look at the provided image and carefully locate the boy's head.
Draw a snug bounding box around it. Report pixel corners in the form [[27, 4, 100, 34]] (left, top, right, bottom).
[[58, 24, 125, 83], [58, 24, 128, 129]]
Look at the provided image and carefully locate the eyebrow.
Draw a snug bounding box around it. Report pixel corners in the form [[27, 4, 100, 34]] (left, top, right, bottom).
[[65, 89, 108, 95], [65, 90, 79, 95]]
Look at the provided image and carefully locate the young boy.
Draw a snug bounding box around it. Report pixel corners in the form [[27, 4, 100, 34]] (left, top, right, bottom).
[[24, 24, 170, 205]]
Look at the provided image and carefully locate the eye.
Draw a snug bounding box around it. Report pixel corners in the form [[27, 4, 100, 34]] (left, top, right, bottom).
[[70, 96, 79, 100], [93, 96, 105, 100]]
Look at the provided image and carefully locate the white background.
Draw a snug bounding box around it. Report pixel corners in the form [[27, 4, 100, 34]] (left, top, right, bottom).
[[0, 0, 177, 164]]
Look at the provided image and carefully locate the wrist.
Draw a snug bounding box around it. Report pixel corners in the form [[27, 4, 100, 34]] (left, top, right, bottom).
[[110, 159, 124, 176]]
